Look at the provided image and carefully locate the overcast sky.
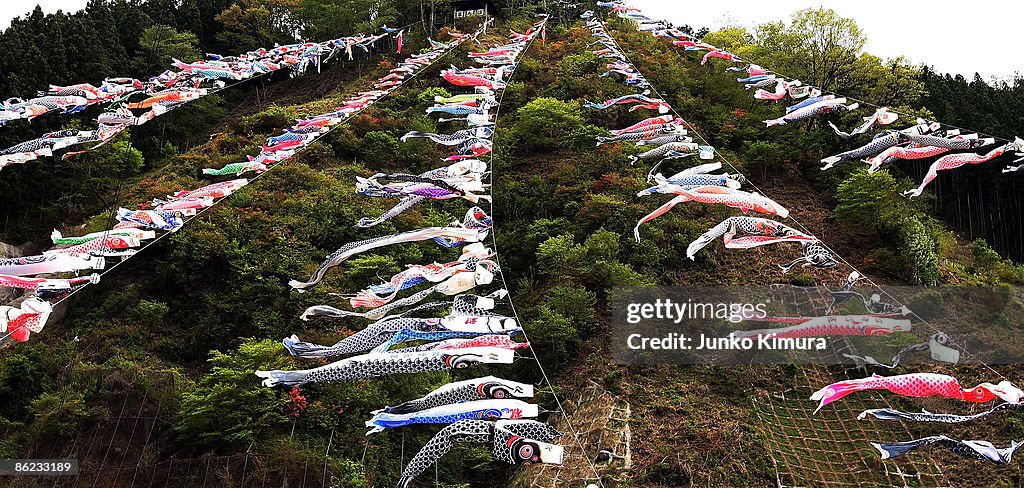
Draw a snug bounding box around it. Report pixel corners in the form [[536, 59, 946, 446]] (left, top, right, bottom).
[[0, 0, 86, 29], [631, 0, 1023, 81], [2, 0, 1022, 80]]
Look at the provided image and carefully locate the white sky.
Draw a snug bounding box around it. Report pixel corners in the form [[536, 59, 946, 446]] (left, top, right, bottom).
[[0, 0, 87, 29], [2, 1, 1022, 80], [630, 0, 1024, 81]]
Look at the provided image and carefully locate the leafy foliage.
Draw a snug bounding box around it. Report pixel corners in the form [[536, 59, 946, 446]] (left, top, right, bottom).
[[174, 339, 292, 450], [138, 24, 200, 73]]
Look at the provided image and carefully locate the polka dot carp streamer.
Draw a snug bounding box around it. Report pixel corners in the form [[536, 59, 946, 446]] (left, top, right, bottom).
[[811, 373, 1024, 414], [395, 420, 563, 488]]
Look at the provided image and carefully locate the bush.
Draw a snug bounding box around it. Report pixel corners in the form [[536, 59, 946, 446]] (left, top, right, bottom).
[[239, 105, 297, 135], [417, 87, 452, 106], [899, 217, 939, 285], [359, 131, 400, 163], [544, 285, 597, 335], [509, 97, 583, 154], [29, 388, 96, 437], [174, 339, 292, 451]]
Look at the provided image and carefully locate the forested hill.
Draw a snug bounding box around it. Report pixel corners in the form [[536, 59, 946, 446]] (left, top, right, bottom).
[[2, 2, 1024, 488]]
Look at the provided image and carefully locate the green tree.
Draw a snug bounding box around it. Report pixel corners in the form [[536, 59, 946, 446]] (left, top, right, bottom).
[[215, 0, 301, 52], [174, 339, 292, 450], [509, 97, 583, 154], [138, 24, 201, 73]]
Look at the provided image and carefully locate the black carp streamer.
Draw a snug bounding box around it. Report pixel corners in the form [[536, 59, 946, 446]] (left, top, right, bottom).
[[397, 419, 563, 488]]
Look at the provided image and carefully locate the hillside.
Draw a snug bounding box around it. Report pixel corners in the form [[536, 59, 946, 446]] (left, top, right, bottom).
[[2, 3, 1024, 488]]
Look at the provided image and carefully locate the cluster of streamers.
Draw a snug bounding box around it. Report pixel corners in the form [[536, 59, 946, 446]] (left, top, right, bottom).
[[634, 177, 789, 240], [357, 153, 491, 227], [621, 1, 1024, 193], [302, 243, 499, 321], [282, 313, 520, 359], [287, 206, 492, 292], [257, 18, 566, 487], [0, 28, 404, 172], [396, 420, 564, 488], [2, 26, 480, 345], [1, 79, 142, 126], [810, 373, 1024, 414], [598, 2, 1024, 465], [586, 12, 836, 273]]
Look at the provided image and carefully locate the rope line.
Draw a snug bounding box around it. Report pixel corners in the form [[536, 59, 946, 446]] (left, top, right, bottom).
[[483, 18, 607, 487]]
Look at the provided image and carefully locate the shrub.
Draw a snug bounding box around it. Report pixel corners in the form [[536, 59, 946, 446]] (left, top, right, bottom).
[[239, 105, 297, 135], [509, 97, 583, 154], [174, 339, 292, 450], [417, 87, 452, 106], [899, 217, 939, 285]]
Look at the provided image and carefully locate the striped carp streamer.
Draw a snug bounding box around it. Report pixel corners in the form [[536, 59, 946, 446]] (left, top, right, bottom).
[[50, 228, 154, 245], [282, 315, 519, 358], [369, 324, 520, 354], [350, 243, 494, 308], [0, 298, 53, 342], [379, 376, 534, 415], [701, 49, 742, 65], [202, 161, 268, 176], [597, 125, 688, 145], [872, 436, 1021, 464], [609, 115, 675, 135], [383, 334, 528, 354], [397, 419, 563, 488], [255, 346, 515, 387], [810, 373, 1024, 414], [685, 217, 836, 272], [365, 398, 539, 435], [288, 207, 491, 292], [583, 92, 671, 114], [634, 186, 789, 241], [859, 401, 1024, 424], [43, 234, 141, 257], [303, 264, 498, 322], [114, 208, 185, 232], [627, 142, 713, 164], [730, 315, 912, 340]]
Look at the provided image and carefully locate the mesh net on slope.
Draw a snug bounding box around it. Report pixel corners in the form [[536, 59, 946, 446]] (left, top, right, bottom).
[[509, 381, 631, 488], [752, 365, 947, 488]]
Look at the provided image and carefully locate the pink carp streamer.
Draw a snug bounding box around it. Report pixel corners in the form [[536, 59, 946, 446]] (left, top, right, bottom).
[[811, 373, 1024, 414]]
